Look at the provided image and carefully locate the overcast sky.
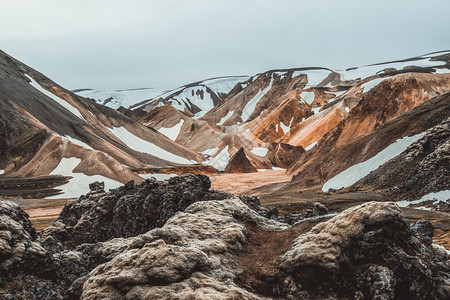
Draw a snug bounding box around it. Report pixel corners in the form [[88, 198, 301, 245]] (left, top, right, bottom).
[[1, 0, 449, 90]]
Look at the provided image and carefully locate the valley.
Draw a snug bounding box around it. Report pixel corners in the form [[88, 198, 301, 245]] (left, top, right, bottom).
[[0, 49, 449, 299]]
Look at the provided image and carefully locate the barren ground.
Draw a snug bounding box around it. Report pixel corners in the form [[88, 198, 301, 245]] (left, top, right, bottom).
[[2, 170, 449, 250], [211, 170, 450, 251]]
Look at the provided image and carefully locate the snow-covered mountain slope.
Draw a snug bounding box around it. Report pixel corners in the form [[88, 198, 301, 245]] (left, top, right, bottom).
[[347, 116, 449, 203], [75, 76, 250, 118], [287, 92, 450, 191], [74, 87, 167, 110], [0, 50, 203, 198], [134, 76, 250, 118], [127, 51, 449, 178]]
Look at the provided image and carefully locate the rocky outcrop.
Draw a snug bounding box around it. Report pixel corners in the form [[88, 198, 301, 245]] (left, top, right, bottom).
[[80, 200, 450, 300], [0, 201, 49, 278], [267, 142, 305, 168], [279, 202, 449, 299], [40, 174, 236, 247], [1, 175, 449, 299], [0, 201, 65, 299], [80, 198, 279, 300], [350, 117, 450, 201]]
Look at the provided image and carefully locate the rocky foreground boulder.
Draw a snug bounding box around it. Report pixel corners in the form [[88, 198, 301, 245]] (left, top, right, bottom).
[[1, 174, 449, 299]]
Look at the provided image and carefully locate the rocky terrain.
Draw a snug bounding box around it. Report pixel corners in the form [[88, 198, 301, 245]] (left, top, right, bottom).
[[1, 49, 450, 299], [1, 175, 449, 299], [348, 117, 449, 203]]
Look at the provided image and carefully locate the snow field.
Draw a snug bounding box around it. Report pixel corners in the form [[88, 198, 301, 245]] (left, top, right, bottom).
[[47, 157, 122, 199], [250, 147, 268, 157], [157, 120, 184, 141], [322, 133, 425, 192], [26, 75, 85, 120], [217, 110, 234, 126], [241, 77, 274, 122], [203, 146, 230, 171], [108, 126, 193, 164]]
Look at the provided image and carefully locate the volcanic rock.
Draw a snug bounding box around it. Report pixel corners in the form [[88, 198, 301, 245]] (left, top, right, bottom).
[[1, 174, 450, 299], [40, 174, 237, 248], [0, 201, 49, 279], [78, 200, 450, 300]]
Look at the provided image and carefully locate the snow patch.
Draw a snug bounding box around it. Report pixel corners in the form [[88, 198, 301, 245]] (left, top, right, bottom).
[[280, 121, 290, 134], [345, 107, 350, 112], [300, 91, 315, 105], [272, 167, 286, 171], [433, 68, 450, 74], [419, 190, 450, 202], [0, 170, 4, 175], [201, 76, 249, 95], [338, 58, 442, 81], [76, 88, 166, 109], [292, 69, 332, 88], [62, 135, 93, 150], [360, 77, 391, 93], [26, 75, 84, 120], [250, 147, 268, 157], [396, 190, 450, 210], [305, 141, 318, 151], [322, 133, 425, 192], [159, 86, 217, 118], [158, 119, 184, 141], [312, 107, 321, 114], [217, 110, 234, 126], [203, 146, 229, 172], [201, 147, 219, 157], [241, 77, 274, 122], [108, 126, 193, 164], [251, 75, 260, 82], [47, 157, 122, 199]]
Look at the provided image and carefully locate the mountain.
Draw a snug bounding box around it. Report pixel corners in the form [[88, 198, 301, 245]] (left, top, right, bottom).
[[1, 49, 449, 203], [77, 76, 250, 117], [0, 50, 203, 198], [74, 87, 168, 110], [1, 49, 450, 299]]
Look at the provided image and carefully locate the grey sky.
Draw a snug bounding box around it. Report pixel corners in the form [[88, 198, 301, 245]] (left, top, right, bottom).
[[1, 0, 449, 90]]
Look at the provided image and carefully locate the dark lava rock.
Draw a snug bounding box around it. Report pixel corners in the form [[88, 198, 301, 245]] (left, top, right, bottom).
[[279, 202, 329, 225], [2, 176, 449, 300], [280, 202, 450, 300], [41, 174, 234, 248], [412, 219, 434, 245], [0, 201, 64, 300]]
